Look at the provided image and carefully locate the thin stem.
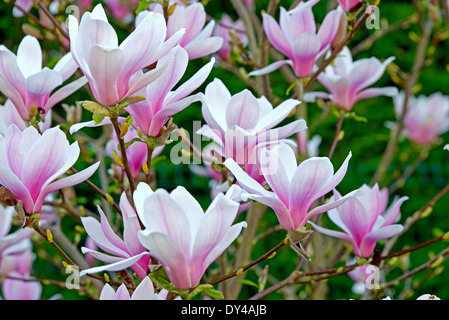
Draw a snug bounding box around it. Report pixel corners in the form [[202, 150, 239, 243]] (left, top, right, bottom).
[[327, 114, 345, 159], [36, 0, 70, 39], [110, 114, 136, 194], [209, 240, 286, 287], [145, 145, 155, 185]]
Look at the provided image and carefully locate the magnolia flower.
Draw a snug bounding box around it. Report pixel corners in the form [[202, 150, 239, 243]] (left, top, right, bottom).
[[0, 125, 99, 214], [0, 205, 34, 275], [105, 126, 164, 179], [80, 193, 151, 279], [1, 273, 43, 300], [224, 142, 355, 230], [136, 183, 247, 290], [250, 0, 342, 78], [100, 277, 168, 300], [68, 4, 185, 106], [395, 92, 449, 145], [214, 14, 248, 61], [338, 0, 362, 12], [304, 46, 397, 111], [310, 184, 407, 258], [0, 35, 86, 121], [0, 100, 52, 135], [144, 2, 223, 60], [198, 78, 306, 183], [126, 46, 215, 138]]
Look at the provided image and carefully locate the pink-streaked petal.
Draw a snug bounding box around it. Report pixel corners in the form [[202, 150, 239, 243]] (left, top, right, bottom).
[[254, 99, 301, 132], [169, 186, 204, 236], [119, 11, 167, 82], [303, 91, 332, 102], [165, 57, 215, 105], [354, 86, 398, 102], [81, 214, 128, 257], [317, 9, 342, 50], [226, 89, 260, 130], [16, 35, 42, 78], [291, 32, 321, 78], [184, 36, 223, 60], [146, 46, 189, 110], [382, 196, 408, 227], [125, 60, 169, 98], [87, 45, 125, 106], [224, 158, 273, 197], [45, 76, 87, 112], [248, 60, 292, 77], [79, 251, 151, 277], [201, 78, 231, 132], [191, 194, 240, 271], [308, 221, 352, 242], [142, 189, 192, 256], [53, 52, 79, 82], [137, 230, 192, 289], [262, 13, 291, 57]]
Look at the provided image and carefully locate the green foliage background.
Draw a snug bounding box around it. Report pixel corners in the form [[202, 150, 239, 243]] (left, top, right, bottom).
[[1, 0, 449, 300]]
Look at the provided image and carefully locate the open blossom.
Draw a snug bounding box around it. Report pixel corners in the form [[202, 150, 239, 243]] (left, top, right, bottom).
[[105, 126, 164, 179], [224, 142, 355, 230], [304, 46, 397, 111], [0, 205, 33, 275], [0, 100, 52, 136], [198, 78, 306, 183], [144, 2, 223, 60], [310, 184, 408, 258], [126, 46, 215, 138], [0, 35, 86, 121], [100, 277, 168, 300], [338, 0, 362, 12], [135, 183, 247, 290], [0, 125, 99, 214], [214, 14, 248, 61], [249, 0, 342, 78], [68, 4, 185, 106], [80, 193, 151, 279], [394, 92, 449, 145]]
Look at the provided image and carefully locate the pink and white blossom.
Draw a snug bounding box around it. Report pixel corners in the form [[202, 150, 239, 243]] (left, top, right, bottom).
[[198, 78, 306, 183], [136, 183, 247, 290], [144, 2, 223, 60], [0, 100, 52, 135], [304, 46, 397, 111], [0, 35, 86, 121], [100, 277, 169, 300], [0, 125, 99, 214], [126, 46, 215, 137], [224, 142, 355, 230], [250, 0, 342, 78], [394, 91, 449, 145], [80, 192, 151, 279], [310, 184, 407, 258], [68, 4, 185, 106]]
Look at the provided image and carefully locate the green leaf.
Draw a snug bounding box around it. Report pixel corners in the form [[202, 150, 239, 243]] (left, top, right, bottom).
[[124, 137, 144, 149], [203, 287, 224, 299], [149, 267, 178, 292], [237, 279, 260, 289], [92, 114, 105, 125]]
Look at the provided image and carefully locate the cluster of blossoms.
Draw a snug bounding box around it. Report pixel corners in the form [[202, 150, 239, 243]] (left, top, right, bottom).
[[0, 0, 447, 301]]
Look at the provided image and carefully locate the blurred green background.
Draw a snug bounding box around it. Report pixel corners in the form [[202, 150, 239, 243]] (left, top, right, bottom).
[[1, 0, 449, 300]]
